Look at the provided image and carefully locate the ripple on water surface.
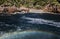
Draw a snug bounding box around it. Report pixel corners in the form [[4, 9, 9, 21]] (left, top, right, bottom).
[[0, 13, 60, 39]]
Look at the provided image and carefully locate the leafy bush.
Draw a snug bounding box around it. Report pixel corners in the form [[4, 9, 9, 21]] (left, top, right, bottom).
[[0, 0, 59, 9]]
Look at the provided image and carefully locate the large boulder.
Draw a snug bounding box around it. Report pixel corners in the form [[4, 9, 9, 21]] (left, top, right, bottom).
[[0, 6, 4, 13], [7, 6, 17, 13], [20, 6, 29, 13], [43, 4, 60, 13]]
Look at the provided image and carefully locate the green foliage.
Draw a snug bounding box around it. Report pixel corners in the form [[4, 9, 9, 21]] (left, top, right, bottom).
[[0, 0, 59, 8], [0, 0, 5, 5], [34, 5, 42, 9]]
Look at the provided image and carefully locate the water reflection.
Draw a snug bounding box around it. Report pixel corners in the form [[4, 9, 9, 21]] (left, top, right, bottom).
[[0, 13, 60, 39]]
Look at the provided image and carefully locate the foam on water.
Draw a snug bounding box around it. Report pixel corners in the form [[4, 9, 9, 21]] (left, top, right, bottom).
[[0, 13, 60, 39], [21, 16, 60, 27]]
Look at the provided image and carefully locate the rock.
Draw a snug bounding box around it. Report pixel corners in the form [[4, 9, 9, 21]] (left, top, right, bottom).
[[43, 4, 60, 13]]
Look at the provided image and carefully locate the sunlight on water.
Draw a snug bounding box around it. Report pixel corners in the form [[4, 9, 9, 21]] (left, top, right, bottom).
[[0, 13, 60, 39], [21, 16, 60, 27], [0, 31, 59, 39]]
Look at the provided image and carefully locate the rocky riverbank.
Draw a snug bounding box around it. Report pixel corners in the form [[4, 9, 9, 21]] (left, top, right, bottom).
[[0, 5, 60, 15]]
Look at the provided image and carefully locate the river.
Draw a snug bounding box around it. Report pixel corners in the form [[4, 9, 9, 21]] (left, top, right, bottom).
[[0, 13, 60, 39]]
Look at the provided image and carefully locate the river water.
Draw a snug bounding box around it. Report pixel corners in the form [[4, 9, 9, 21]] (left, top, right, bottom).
[[0, 13, 60, 39]]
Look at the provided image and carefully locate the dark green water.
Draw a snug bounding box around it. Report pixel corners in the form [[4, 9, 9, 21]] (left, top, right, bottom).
[[0, 13, 60, 39]]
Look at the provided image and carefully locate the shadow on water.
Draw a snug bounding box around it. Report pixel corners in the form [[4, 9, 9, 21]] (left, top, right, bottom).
[[0, 13, 60, 39]]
